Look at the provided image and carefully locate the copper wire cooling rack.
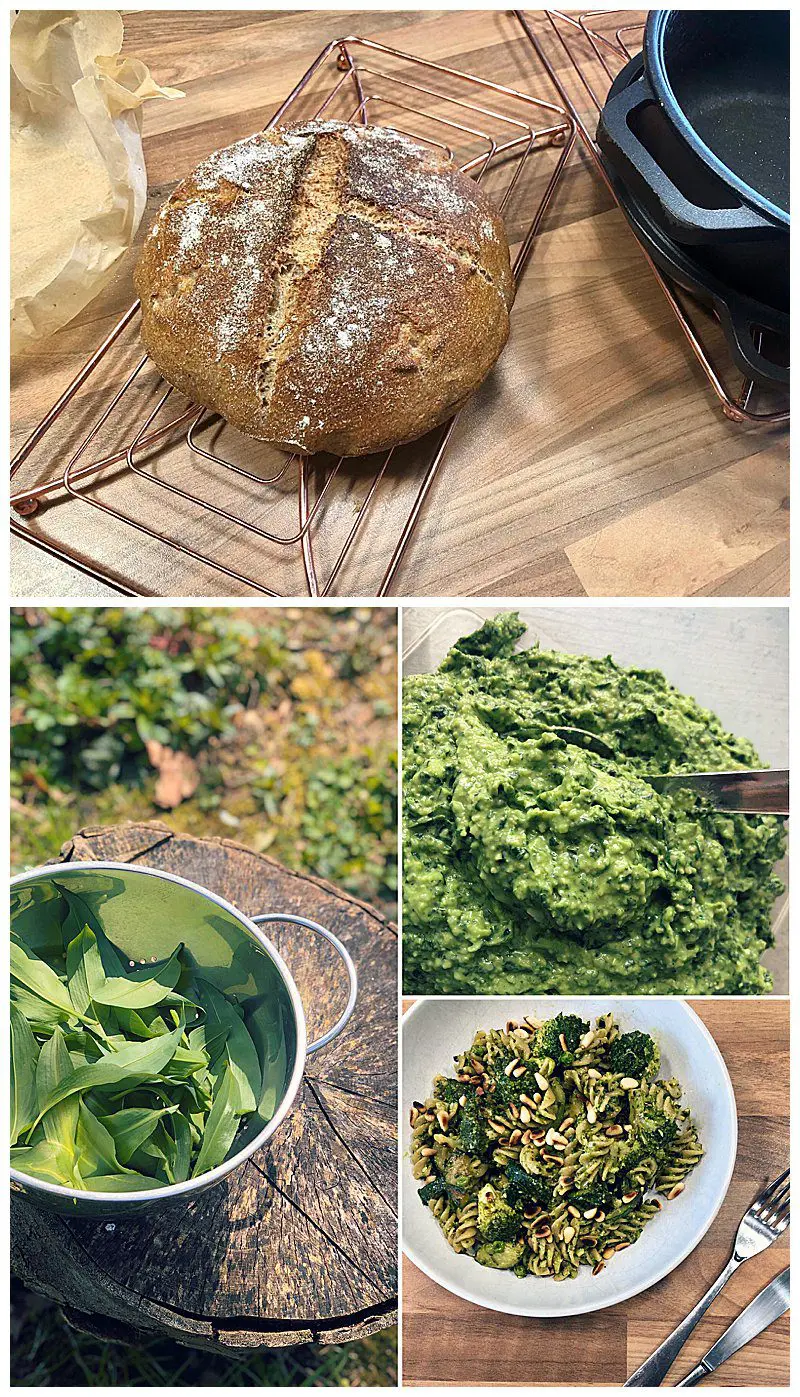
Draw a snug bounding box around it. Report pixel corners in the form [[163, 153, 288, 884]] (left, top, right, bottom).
[[10, 34, 575, 598], [519, 9, 789, 428]]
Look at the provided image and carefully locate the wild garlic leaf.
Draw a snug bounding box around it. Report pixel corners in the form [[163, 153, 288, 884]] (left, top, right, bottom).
[[257, 1007, 289, 1122], [191, 1063, 242, 1178], [167, 1041, 211, 1081], [128, 1125, 174, 1184], [36, 1027, 79, 1163], [65, 926, 105, 1018], [10, 888, 65, 960], [11, 936, 76, 1019], [54, 884, 107, 953], [115, 1007, 171, 1040], [10, 1140, 75, 1186], [82, 1172, 155, 1192], [99, 1106, 177, 1165], [196, 979, 261, 1115], [10, 922, 269, 1193], [11, 1004, 40, 1146], [76, 1102, 127, 1179], [27, 1020, 184, 1135], [10, 983, 71, 1031], [170, 1113, 192, 1183], [91, 946, 183, 1010]]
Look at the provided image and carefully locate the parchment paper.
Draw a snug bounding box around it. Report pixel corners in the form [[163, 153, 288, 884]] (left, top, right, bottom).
[[11, 9, 182, 353]]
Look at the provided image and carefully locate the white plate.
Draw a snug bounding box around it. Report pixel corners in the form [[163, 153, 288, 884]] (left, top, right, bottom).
[[402, 997, 737, 1318]]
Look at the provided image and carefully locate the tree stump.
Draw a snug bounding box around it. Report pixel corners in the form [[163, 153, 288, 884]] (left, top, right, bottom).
[[11, 823, 398, 1353]]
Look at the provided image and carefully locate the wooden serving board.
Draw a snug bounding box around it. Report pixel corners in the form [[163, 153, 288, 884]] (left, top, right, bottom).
[[402, 998, 789, 1387], [10, 9, 788, 599], [11, 824, 398, 1352]]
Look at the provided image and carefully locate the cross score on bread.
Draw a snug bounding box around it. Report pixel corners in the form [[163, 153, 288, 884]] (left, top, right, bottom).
[[134, 120, 514, 458]]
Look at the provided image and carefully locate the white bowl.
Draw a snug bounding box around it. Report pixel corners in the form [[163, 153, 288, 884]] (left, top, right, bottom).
[[402, 997, 737, 1318]]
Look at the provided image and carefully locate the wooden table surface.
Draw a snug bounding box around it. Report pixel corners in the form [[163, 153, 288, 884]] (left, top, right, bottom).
[[12, 824, 398, 1353], [10, 9, 789, 600], [402, 998, 789, 1387]]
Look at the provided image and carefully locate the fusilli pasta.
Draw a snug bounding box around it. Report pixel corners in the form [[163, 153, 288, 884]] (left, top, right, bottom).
[[411, 1012, 703, 1279]]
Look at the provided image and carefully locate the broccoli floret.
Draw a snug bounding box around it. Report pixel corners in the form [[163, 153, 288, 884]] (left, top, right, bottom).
[[442, 1151, 481, 1204], [628, 1091, 680, 1158], [489, 1059, 536, 1106], [609, 1031, 660, 1082], [458, 1105, 488, 1155], [434, 1076, 468, 1105], [418, 1177, 448, 1204], [477, 1182, 522, 1242], [505, 1161, 553, 1210], [476, 1238, 526, 1270], [570, 1182, 611, 1213], [534, 1013, 589, 1066]]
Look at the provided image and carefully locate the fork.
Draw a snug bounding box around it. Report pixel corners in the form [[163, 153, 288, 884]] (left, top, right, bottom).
[[624, 1167, 790, 1386]]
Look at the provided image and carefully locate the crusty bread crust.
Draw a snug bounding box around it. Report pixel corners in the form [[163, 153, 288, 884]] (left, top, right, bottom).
[[134, 120, 514, 458]]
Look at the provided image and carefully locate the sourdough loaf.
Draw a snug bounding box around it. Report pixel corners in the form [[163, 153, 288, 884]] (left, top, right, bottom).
[[134, 120, 514, 458]]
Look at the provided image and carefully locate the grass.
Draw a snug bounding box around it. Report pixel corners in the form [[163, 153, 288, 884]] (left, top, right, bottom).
[[11, 605, 398, 1386]]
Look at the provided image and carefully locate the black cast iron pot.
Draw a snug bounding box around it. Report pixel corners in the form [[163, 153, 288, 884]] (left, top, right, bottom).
[[598, 9, 789, 245], [598, 55, 788, 389]]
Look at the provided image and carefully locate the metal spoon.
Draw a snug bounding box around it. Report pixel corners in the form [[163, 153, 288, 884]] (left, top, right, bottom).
[[548, 728, 789, 815]]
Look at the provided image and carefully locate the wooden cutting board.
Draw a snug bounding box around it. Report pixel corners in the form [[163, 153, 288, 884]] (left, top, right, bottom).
[[11, 9, 788, 599], [402, 997, 789, 1387]]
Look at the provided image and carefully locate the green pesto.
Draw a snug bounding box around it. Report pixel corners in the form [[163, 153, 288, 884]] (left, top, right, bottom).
[[402, 614, 784, 995]]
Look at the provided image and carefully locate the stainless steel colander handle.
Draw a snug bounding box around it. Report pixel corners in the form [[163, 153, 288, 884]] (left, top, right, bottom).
[[252, 914, 358, 1054]]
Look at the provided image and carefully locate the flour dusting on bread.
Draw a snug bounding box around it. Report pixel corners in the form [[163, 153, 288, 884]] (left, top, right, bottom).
[[134, 119, 513, 457]]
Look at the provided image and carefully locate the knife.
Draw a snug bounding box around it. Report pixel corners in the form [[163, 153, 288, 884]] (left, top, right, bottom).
[[549, 730, 789, 816], [675, 1267, 790, 1386]]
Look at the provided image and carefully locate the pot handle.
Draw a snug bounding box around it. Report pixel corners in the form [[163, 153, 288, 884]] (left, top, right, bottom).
[[598, 73, 779, 243], [252, 913, 358, 1054], [713, 298, 790, 391]]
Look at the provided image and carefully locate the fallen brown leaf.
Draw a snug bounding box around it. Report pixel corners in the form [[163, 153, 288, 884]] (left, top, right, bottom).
[[145, 740, 200, 809]]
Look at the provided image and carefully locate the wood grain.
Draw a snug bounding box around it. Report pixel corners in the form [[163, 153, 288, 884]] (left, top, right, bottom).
[[401, 998, 789, 1386], [10, 10, 788, 599], [11, 823, 398, 1353]]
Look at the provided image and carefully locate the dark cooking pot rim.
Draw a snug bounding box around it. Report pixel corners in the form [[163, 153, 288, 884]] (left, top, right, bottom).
[[646, 9, 789, 227]]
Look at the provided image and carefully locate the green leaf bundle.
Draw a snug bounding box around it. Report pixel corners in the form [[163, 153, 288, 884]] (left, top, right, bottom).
[[10, 892, 282, 1193]]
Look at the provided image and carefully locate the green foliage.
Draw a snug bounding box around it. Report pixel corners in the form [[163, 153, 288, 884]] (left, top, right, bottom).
[[11, 607, 397, 910], [10, 892, 277, 1191], [11, 607, 282, 792]]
